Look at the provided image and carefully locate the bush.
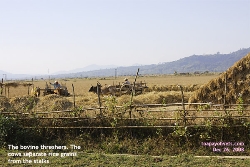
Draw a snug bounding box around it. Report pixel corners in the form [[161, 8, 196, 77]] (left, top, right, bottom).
[[0, 115, 20, 147], [0, 115, 43, 148]]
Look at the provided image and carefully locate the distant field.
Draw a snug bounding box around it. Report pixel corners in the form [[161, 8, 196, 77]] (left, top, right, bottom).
[[3, 74, 220, 98]]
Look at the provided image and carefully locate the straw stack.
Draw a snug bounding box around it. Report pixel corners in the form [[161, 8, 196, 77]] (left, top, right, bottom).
[[189, 52, 250, 104]]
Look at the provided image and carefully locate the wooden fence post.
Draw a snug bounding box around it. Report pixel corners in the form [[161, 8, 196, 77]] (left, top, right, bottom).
[[179, 85, 186, 126], [97, 83, 102, 116], [72, 84, 75, 108], [118, 82, 121, 96], [5, 85, 6, 97], [8, 87, 9, 98], [32, 78, 34, 89], [129, 68, 140, 118], [32, 78, 34, 95]]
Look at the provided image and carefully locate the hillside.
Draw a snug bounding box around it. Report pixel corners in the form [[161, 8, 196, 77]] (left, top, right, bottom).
[[158, 48, 250, 73], [54, 47, 250, 78]]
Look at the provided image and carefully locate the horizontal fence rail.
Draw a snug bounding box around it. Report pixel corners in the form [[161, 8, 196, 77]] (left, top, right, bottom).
[[1, 103, 250, 115], [21, 125, 249, 129]]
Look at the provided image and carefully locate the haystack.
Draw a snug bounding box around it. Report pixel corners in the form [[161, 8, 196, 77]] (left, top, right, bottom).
[[10, 95, 39, 112], [146, 84, 200, 92], [35, 94, 73, 111], [189, 52, 250, 104], [1, 94, 73, 112]]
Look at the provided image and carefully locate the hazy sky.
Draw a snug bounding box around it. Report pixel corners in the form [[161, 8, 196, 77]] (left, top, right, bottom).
[[1, 0, 249, 75]]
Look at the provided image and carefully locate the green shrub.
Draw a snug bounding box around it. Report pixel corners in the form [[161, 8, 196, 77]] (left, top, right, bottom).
[[0, 115, 21, 147]]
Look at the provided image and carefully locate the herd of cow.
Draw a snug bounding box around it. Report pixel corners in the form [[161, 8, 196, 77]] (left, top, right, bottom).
[[29, 80, 147, 97], [89, 83, 131, 96], [89, 84, 117, 95]]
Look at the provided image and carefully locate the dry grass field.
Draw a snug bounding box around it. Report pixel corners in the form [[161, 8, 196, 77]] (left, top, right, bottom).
[[3, 74, 219, 97], [0, 74, 220, 113]]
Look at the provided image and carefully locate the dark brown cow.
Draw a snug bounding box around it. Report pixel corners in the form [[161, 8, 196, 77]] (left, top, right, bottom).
[[89, 85, 101, 94]]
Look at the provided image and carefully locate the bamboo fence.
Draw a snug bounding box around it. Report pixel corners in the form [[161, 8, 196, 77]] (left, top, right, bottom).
[[1, 102, 250, 129]]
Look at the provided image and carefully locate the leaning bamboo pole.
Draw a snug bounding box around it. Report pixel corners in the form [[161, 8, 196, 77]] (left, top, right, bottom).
[[129, 68, 140, 118]]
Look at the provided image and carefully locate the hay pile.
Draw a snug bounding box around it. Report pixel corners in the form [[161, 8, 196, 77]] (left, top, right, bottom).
[[146, 84, 200, 92], [35, 94, 73, 111], [1, 95, 39, 112], [117, 91, 193, 105], [74, 93, 99, 107], [189, 52, 250, 104], [10, 95, 39, 112], [0, 94, 73, 112]]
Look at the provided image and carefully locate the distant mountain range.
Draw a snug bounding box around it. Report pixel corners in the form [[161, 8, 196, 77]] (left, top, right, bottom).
[[1, 47, 250, 80], [54, 47, 250, 78], [52, 64, 119, 75], [0, 70, 33, 80]]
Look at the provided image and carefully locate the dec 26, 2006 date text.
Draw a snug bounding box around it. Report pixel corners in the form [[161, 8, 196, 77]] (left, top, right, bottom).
[[201, 142, 245, 152]]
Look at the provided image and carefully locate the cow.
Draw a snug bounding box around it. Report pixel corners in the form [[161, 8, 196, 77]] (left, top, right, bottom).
[[31, 87, 41, 97], [89, 84, 117, 96], [89, 85, 101, 94]]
